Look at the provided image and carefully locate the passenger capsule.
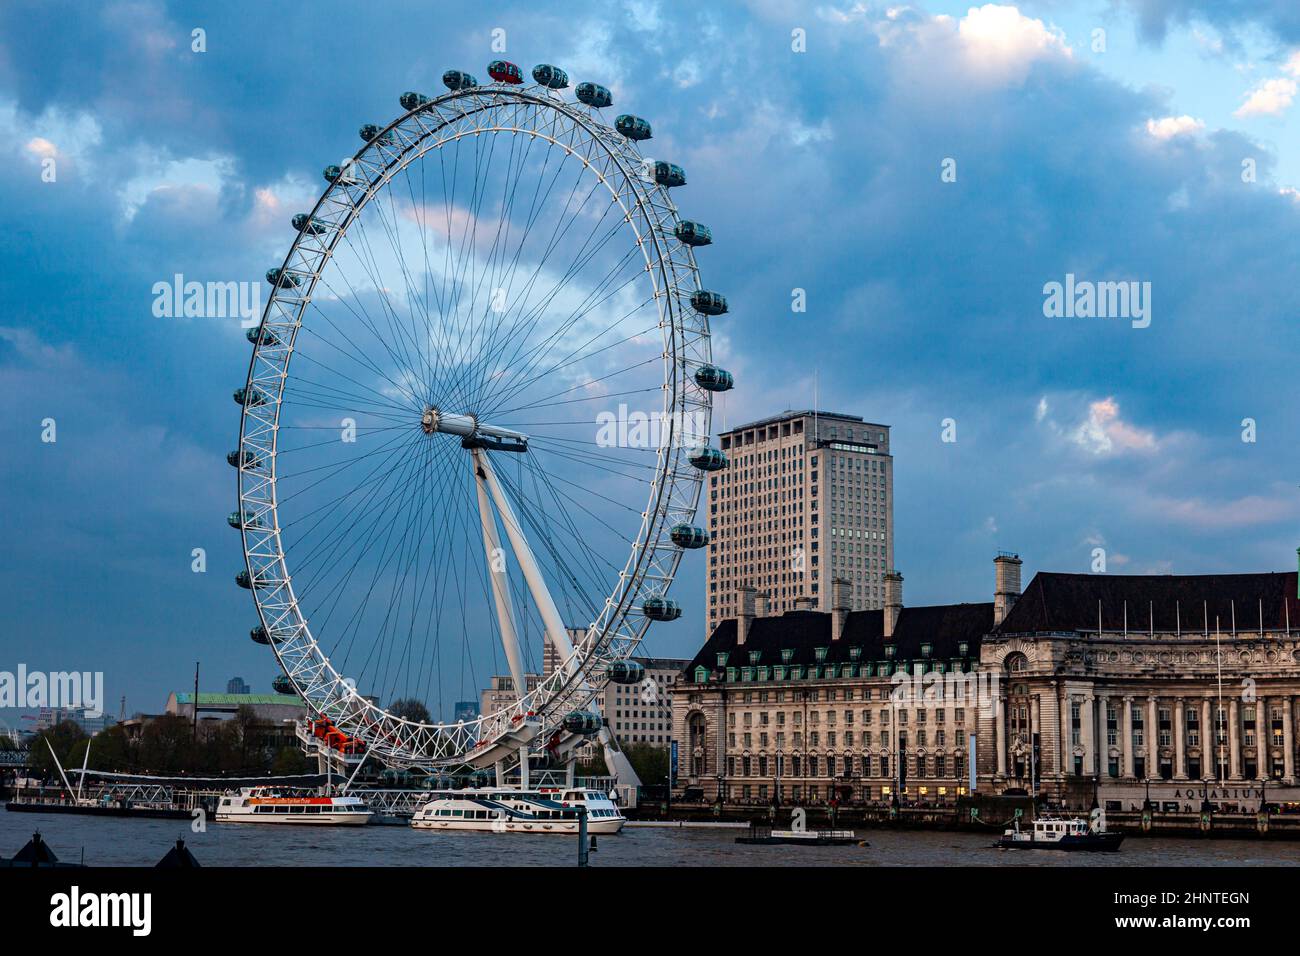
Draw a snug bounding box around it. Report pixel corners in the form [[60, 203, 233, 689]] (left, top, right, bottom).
[[246, 327, 280, 347], [615, 114, 652, 141], [272, 674, 296, 695], [400, 91, 431, 111], [359, 123, 391, 144], [323, 164, 361, 185], [653, 161, 686, 187], [532, 64, 569, 89], [670, 524, 710, 549], [674, 220, 711, 246], [488, 60, 524, 84], [643, 597, 683, 621], [233, 386, 269, 407], [576, 82, 612, 108], [292, 213, 327, 235], [688, 445, 728, 472], [235, 570, 253, 590], [228, 447, 258, 470], [608, 660, 646, 684], [690, 290, 728, 316], [693, 364, 734, 392], [250, 625, 273, 645], [442, 70, 477, 91], [228, 510, 263, 530], [562, 711, 603, 735], [266, 268, 300, 289]]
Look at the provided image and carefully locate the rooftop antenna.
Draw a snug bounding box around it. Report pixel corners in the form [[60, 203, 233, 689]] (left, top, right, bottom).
[[1097, 599, 1102, 636], [813, 368, 819, 444], [1231, 600, 1237, 637], [1149, 600, 1153, 637], [1176, 600, 1181, 637], [1123, 600, 1128, 637]]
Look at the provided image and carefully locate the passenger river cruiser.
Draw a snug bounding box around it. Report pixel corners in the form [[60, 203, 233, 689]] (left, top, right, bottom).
[[411, 787, 626, 834], [215, 787, 372, 825]]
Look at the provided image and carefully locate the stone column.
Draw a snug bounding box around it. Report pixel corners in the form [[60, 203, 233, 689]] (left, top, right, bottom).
[[1096, 693, 1108, 777], [1284, 696, 1295, 784], [1030, 695, 1040, 787], [1122, 697, 1134, 778], [994, 697, 1006, 777], [1174, 697, 1186, 779], [1060, 692, 1073, 777], [1082, 695, 1095, 778], [1147, 696, 1158, 780], [1256, 697, 1269, 782], [1202, 697, 1213, 780], [1229, 698, 1241, 780]]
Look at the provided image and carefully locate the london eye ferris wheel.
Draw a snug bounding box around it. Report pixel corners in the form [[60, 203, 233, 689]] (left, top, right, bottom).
[[230, 59, 736, 775]]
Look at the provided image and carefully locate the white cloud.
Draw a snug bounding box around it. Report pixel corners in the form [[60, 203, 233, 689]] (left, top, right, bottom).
[[1235, 76, 1297, 117], [1145, 115, 1204, 140], [956, 4, 1071, 83], [1069, 396, 1157, 456]]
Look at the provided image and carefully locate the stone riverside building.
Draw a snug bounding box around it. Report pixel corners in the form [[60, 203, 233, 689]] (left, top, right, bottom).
[[673, 553, 1300, 812], [705, 410, 894, 636]]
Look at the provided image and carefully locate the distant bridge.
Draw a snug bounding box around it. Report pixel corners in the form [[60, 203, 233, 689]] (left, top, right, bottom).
[[0, 750, 30, 768]]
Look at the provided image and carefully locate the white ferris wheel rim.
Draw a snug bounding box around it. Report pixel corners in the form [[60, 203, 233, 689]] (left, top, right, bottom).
[[234, 79, 713, 768]]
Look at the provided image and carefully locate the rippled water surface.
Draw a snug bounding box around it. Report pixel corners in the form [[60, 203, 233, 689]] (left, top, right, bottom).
[[6, 810, 1300, 866]]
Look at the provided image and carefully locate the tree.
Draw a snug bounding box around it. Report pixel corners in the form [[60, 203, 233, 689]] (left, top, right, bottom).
[[389, 697, 431, 724], [271, 746, 309, 775], [625, 742, 670, 784], [27, 721, 87, 779]]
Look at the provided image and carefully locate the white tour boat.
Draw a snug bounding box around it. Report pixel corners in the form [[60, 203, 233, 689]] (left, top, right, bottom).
[[411, 786, 626, 835], [215, 787, 372, 826]]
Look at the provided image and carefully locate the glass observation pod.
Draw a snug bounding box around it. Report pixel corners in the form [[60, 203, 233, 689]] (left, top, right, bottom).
[[246, 327, 280, 347], [690, 290, 728, 316], [265, 268, 300, 289], [235, 571, 253, 590], [227, 449, 262, 469], [532, 64, 569, 89], [323, 164, 362, 186], [399, 91, 431, 110], [615, 114, 652, 140], [674, 220, 711, 246], [693, 364, 734, 392], [670, 524, 710, 549], [228, 511, 264, 530], [643, 597, 683, 621], [292, 213, 328, 235], [653, 161, 685, 187], [688, 445, 728, 472], [250, 625, 273, 645], [608, 660, 646, 684], [488, 60, 524, 84], [442, 70, 477, 91], [233, 386, 269, 407], [359, 123, 392, 145], [576, 82, 613, 108], [272, 675, 296, 695], [562, 711, 603, 735]]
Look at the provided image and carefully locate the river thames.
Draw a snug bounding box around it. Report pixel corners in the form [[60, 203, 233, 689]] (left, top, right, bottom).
[[5, 812, 1300, 866]]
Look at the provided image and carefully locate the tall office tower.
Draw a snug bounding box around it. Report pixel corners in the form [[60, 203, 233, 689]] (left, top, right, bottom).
[[706, 410, 894, 635]]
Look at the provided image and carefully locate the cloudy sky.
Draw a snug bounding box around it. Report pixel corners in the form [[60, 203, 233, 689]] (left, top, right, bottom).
[[2, 0, 1299, 720]]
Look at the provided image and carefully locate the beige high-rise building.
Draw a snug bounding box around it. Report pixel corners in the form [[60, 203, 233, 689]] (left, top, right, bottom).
[[706, 410, 894, 635]]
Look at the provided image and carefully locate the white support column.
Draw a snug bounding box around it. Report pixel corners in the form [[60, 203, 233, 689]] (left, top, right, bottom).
[[1147, 696, 1158, 780], [476, 449, 576, 666], [995, 698, 1007, 777], [471, 449, 525, 699], [1122, 698, 1134, 778]]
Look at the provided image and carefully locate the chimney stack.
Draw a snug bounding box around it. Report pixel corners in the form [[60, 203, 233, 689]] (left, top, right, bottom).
[[831, 577, 851, 642], [737, 586, 757, 646], [793, 595, 815, 611], [994, 553, 1023, 626], [755, 591, 770, 618], [883, 571, 903, 639]]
